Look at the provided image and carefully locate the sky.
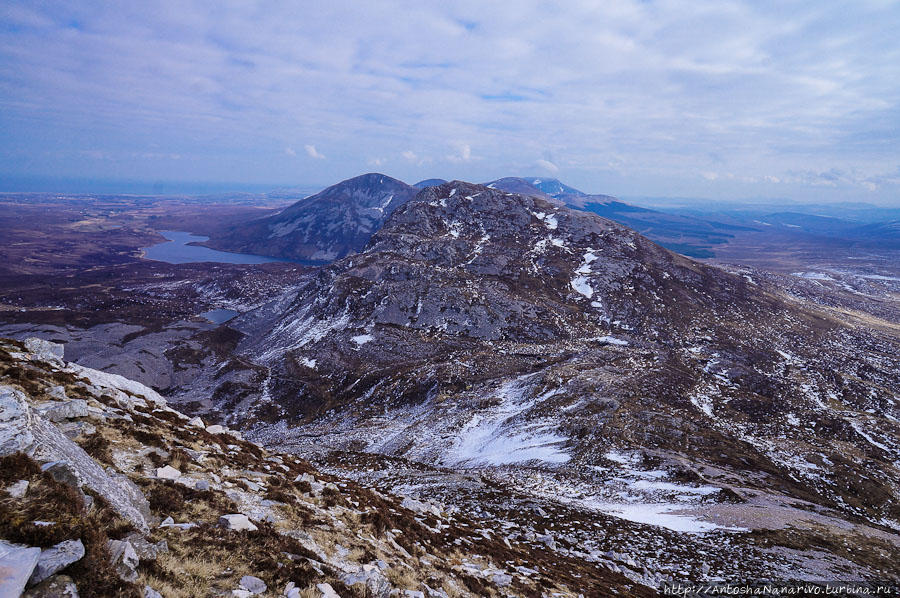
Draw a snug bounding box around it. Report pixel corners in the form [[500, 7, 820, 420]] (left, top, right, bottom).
[[1, 1, 899, 204]]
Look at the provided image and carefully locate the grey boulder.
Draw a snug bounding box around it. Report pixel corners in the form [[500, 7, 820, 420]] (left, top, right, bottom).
[[239, 575, 267, 595], [24, 338, 65, 362], [23, 574, 80, 598], [341, 564, 391, 598], [107, 540, 139, 582], [28, 539, 85, 586], [0, 386, 152, 532], [218, 513, 258, 532], [36, 400, 89, 423], [0, 540, 41, 598]]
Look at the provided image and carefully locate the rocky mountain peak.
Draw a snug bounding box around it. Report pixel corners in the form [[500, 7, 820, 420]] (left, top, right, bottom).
[[246, 181, 761, 399], [205, 173, 417, 263]]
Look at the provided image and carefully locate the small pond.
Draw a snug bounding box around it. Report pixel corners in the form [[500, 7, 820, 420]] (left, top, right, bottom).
[[199, 309, 240, 324]]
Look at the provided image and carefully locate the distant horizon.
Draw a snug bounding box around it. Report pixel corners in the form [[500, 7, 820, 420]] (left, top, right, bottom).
[[3, 172, 900, 209]]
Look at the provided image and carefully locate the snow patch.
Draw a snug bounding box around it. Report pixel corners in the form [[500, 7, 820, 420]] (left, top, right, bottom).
[[446, 376, 569, 466], [571, 276, 594, 299], [351, 334, 374, 346], [591, 502, 736, 534]]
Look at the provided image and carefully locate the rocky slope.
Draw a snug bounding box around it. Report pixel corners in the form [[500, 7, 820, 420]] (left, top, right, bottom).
[[485, 177, 744, 257], [206, 174, 418, 263], [226, 181, 899, 580], [1, 337, 656, 597]]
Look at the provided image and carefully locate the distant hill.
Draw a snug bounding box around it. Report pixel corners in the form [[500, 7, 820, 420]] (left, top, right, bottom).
[[413, 178, 447, 189], [205, 173, 417, 263], [483, 177, 743, 257], [522, 177, 587, 199]]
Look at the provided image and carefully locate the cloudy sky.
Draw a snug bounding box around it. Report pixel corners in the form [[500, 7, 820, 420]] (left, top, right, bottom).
[[1, 1, 899, 203]]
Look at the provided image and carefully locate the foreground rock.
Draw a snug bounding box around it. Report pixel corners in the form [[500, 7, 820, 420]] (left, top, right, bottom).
[[218, 513, 258, 532], [23, 574, 79, 598], [0, 540, 41, 597], [0, 337, 655, 596], [29, 539, 85, 585], [0, 386, 152, 531]]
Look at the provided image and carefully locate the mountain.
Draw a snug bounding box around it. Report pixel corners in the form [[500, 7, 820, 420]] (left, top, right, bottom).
[[0, 337, 650, 597], [522, 177, 587, 199], [225, 181, 900, 580], [484, 177, 745, 257], [205, 173, 417, 263], [484, 177, 554, 200], [413, 178, 447, 189]]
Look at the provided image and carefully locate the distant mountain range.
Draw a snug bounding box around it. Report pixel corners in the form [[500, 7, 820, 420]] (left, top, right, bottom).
[[205, 173, 899, 263]]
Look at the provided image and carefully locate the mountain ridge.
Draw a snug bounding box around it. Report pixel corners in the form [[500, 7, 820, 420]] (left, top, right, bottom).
[[205, 173, 417, 263]]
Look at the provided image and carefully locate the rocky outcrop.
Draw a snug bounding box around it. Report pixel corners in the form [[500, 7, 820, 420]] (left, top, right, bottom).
[[0, 385, 152, 531], [2, 335, 650, 597]]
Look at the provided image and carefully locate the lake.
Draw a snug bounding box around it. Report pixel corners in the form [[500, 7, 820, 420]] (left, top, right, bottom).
[[141, 231, 284, 265], [199, 308, 240, 324]]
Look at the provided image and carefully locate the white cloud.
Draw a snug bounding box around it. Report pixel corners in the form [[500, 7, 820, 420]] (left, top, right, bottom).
[[0, 1, 898, 202], [285, 147, 297, 157], [304, 145, 325, 160], [535, 158, 559, 174], [447, 143, 472, 163]]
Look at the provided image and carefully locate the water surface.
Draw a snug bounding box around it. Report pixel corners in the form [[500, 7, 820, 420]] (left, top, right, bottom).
[[199, 309, 240, 324], [142, 231, 284, 265]]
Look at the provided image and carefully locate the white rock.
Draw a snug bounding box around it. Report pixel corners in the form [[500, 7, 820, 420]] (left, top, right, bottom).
[[195, 479, 210, 491], [240, 575, 267, 595], [145, 587, 164, 598], [7, 479, 29, 499], [187, 416, 205, 429], [37, 399, 89, 422], [341, 564, 390, 598], [232, 590, 252, 598], [24, 338, 64, 362], [0, 540, 41, 598], [401, 497, 441, 517], [64, 362, 166, 409], [206, 424, 227, 434], [219, 513, 259, 532], [0, 386, 35, 455], [1, 387, 151, 531], [29, 539, 85, 586], [107, 539, 139, 582], [155, 465, 181, 480], [46, 385, 67, 401], [317, 583, 342, 598]]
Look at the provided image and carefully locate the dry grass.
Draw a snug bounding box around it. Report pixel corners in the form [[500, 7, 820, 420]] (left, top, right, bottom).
[[0, 453, 140, 598]]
